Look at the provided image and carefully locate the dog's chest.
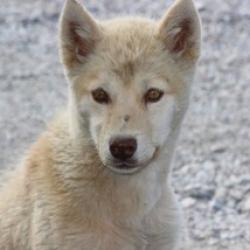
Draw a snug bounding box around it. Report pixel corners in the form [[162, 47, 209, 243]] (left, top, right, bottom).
[[54, 222, 149, 250]]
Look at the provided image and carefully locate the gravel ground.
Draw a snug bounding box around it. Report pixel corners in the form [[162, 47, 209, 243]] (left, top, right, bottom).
[[0, 0, 250, 249]]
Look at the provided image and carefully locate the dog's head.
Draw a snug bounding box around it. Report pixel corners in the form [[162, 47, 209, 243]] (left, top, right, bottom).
[[59, 0, 201, 174]]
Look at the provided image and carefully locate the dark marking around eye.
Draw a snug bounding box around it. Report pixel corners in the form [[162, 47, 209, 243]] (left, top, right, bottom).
[[144, 88, 164, 103], [91, 88, 110, 104]]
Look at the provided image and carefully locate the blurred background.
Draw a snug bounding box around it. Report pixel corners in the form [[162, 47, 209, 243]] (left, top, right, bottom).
[[0, 0, 249, 249]]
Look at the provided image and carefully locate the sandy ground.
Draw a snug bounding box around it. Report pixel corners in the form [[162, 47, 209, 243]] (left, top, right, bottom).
[[0, 0, 250, 249]]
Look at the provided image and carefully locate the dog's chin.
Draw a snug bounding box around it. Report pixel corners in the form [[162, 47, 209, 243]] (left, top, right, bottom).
[[103, 147, 160, 175], [105, 163, 142, 175], [108, 158, 151, 175]]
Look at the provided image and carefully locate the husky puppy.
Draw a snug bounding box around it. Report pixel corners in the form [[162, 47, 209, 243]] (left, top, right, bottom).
[[0, 0, 201, 249]]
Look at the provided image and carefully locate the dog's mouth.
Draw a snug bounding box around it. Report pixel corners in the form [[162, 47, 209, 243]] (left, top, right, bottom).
[[104, 159, 140, 175], [113, 160, 139, 173], [105, 147, 160, 175]]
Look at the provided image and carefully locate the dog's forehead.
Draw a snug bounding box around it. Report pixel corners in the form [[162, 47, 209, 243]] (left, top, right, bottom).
[[96, 18, 166, 83], [75, 18, 183, 92], [100, 19, 158, 59], [101, 17, 156, 43]]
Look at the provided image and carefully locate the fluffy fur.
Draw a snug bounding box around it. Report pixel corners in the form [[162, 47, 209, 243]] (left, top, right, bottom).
[[0, 0, 201, 249]]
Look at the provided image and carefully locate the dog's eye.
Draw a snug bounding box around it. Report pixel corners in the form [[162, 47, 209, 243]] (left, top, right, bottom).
[[91, 88, 110, 104], [144, 88, 164, 103]]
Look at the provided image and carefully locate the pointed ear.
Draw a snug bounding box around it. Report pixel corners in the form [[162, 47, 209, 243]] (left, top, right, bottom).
[[157, 0, 201, 61], [59, 0, 101, 68]]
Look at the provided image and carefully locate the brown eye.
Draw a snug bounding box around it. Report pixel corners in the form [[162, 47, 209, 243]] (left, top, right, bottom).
[[144, 88, 164, 103], [91, 88, 110, 104]]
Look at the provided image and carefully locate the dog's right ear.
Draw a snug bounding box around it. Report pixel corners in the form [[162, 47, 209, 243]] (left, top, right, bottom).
[[157, 0, 201, 61], [59, 0, 100, 68]]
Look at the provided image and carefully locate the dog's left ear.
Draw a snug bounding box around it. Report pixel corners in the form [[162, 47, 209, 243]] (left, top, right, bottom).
[[59, 0, 101, 68], [158, 0, 201, 61]]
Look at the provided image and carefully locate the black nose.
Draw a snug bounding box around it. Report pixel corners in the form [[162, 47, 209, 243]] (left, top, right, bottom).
[[109, 137, 137, 161]]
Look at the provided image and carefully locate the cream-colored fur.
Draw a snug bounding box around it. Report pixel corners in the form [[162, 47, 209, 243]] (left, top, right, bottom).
[[0, 0, 201, 249]]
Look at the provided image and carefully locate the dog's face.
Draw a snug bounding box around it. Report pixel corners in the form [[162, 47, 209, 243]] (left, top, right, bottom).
[[59, 0, 201, 174]]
